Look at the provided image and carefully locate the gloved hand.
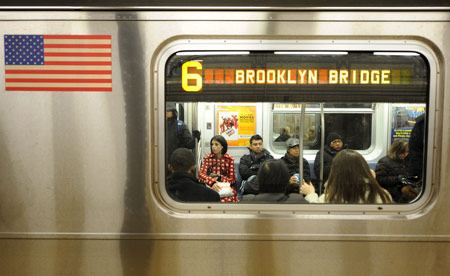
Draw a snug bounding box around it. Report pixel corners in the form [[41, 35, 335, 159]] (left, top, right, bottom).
[[397, 175, 407, 185], [192, 130, 201, 141]]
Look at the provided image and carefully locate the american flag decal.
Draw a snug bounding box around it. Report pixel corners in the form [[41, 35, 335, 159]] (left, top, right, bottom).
[[4, 35, 112, 92]]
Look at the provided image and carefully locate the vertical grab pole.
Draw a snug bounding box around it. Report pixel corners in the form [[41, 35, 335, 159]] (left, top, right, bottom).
[[298, 103, 305, 192], [319, 103, 325, 194]]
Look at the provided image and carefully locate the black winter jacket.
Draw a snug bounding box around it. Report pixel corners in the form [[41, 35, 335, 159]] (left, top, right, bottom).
[[407, 114, 425, 178], [375, 155, 408, 202], [166, 108, 195, 163], [239, 148, 274, 181], [167, 172, 220, 202], [314, 145, 343, 182], [280, 153, 311, 183]]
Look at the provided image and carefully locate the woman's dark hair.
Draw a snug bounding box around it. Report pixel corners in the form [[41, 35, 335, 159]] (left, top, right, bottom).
[[210, 135, 228, 154], [325, 149, 392, 203], [257, 160, 290, 193], [387, 139, 408, 160]]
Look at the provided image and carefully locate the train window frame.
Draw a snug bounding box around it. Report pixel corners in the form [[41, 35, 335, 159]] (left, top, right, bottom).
[[155, 38, 437, 216]]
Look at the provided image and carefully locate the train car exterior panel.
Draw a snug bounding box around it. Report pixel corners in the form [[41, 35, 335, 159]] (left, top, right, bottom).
[[0, 7, 449, 275]]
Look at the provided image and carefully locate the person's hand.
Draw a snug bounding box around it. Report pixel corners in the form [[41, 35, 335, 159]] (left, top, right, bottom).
[[250, 164, 261, 171], [397, 175, 407, 185], [211, 183, 222, 192], [289, 175, 299, 184], [192, 130, 201, 141], [300, 181, 315, 195]]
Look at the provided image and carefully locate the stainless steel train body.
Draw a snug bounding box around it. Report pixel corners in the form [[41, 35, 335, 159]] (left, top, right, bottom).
[[1, 2, 450, 275]]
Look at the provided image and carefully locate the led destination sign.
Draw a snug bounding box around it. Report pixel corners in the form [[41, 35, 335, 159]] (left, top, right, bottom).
[[181, 61, 412, 92]]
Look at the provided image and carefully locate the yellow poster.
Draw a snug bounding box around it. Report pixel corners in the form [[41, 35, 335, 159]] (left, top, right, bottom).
[[216, 105, 256, 147]]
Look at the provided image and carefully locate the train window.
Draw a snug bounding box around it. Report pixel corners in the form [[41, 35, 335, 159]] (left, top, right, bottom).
[[164, 49, 429, 208], [271, 104, 373, 152]]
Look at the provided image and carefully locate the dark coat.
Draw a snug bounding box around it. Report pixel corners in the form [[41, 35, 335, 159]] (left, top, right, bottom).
[[166, 108, 195, 164], [314, 145, 343, 182], [407, 114, 425, 178], [167, 172, 220, 202], [274, 134, 291, 142], [280, 153, 311, 183], [375, 155, 408, 202], [239, 148, 274, 181], [241, 193, 308, 204]]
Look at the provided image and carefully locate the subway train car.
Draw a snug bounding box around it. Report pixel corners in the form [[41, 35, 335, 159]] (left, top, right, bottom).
[[1, 1, 450, 275]]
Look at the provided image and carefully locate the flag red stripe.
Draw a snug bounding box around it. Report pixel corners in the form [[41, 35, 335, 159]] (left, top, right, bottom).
[[6, 78, 112, 83], [44, 52, 111, 57], [44, 44, 111, 49], [45, 61, 112, 66], [44, 35, 111, 39], [6, 87, 112, 91], [6, 70, 112, 74]]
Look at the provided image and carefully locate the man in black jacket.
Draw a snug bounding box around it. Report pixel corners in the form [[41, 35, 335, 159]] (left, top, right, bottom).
[[407, 114, 425, 179], [239, 135, 274, 194], [166, 103, 197, 169], [314, 132, 346, 184], [281, 138, 311, 193], [167, 148, 220, 202]]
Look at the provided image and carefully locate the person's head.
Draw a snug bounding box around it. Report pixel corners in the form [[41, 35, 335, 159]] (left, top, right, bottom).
[[326, 132, 344, 151], [388, 139, 409, 160], [249, 134, 264, 154], [169, 148, 196, 173], [326, 149, 391, 203], [166, 102, 177, 119], [257, 160, 290, 193], [307, 126, 315, 138], [210, 135, 228, 156], [286, 138, 300, 157], [281, 126, 290, 136]]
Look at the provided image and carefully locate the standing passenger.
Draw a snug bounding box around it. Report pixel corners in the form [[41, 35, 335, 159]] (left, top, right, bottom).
[[198, 135, 238, 202], [239, 135, 274, 195], [166, 103, 196, 168], [407, 114, 425, 179], [314, 132, 346, 183]]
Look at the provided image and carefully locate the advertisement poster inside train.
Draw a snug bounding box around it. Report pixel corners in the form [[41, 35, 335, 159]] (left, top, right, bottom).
[[391, 105, 425, 144], [216, 105, 256, 147]]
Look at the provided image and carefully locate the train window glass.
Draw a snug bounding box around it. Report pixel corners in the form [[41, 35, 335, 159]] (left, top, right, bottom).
[[271, 104, 373, 152], [165, 50, 429, 206]]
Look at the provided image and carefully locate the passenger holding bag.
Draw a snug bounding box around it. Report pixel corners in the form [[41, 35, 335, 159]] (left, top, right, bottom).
[[198, 135, 238, 202]]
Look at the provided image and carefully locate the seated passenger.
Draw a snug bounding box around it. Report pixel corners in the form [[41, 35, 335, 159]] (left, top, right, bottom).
[[274, 126, 291, 142], [314, 132, 347, 183], [280, 138, 311, 193], [304, 126, 315, 142], [241, 160, 307, 203], [239, 134, 274, 195], [198, 135, 238, 202], [376, 139, 418, 203], [167, 148, 220, 202], [301, 149, 392, 204]]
